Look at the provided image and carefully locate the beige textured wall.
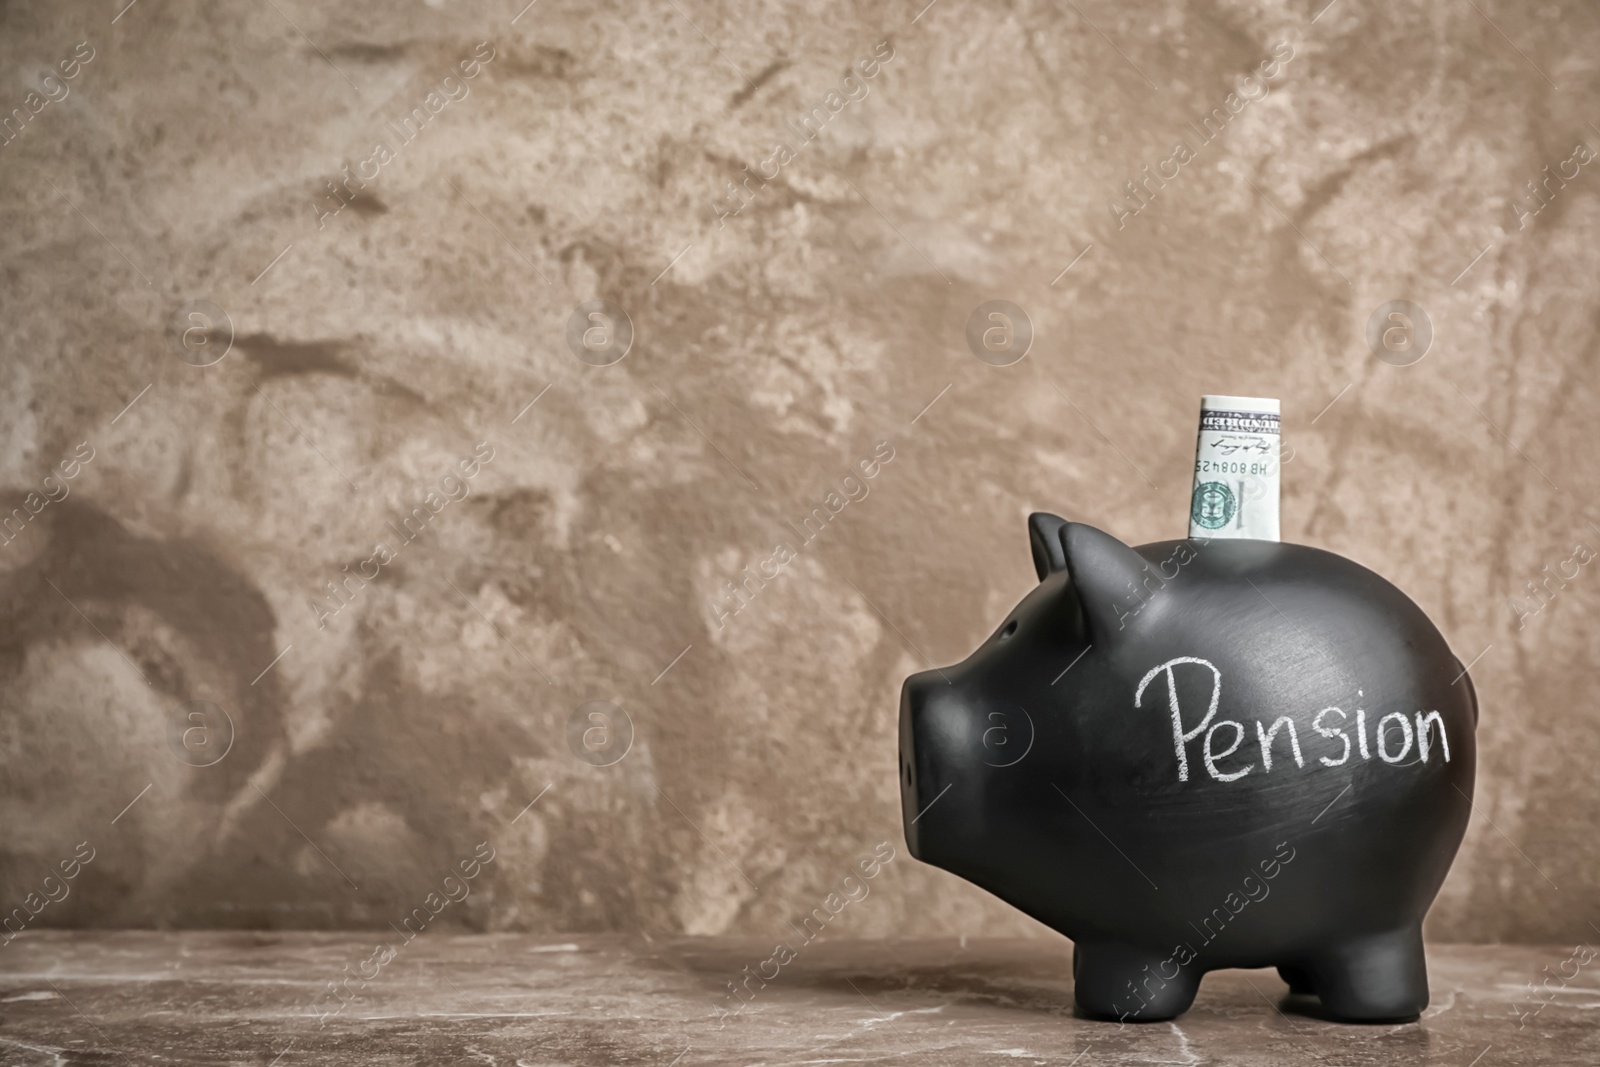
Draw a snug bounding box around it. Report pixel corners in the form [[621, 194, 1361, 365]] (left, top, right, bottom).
[[1, 0, 1597, 944]]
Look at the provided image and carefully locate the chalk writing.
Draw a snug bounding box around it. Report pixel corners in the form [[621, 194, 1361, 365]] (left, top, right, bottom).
[[1134, 657, 1450, 784]]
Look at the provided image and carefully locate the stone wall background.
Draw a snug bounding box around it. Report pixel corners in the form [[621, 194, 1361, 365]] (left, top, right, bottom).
[[1, 0, 1597, 943]]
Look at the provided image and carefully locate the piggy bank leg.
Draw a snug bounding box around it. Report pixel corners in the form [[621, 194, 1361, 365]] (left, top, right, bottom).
[[1296, 925, 1429, 1023], [1072, 943, 1201, 1022], [1276, 964, 1315, 996]]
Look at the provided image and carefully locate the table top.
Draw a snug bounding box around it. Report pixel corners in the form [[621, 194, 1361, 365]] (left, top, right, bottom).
[[0, 933, 1590, 1065]]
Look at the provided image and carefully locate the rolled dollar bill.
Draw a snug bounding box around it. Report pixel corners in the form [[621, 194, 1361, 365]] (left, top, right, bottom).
[[1189, 395, 1280, 541]]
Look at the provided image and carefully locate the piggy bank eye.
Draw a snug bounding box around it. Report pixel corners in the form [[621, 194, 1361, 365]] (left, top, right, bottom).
[[999, 620, 1019, 640]]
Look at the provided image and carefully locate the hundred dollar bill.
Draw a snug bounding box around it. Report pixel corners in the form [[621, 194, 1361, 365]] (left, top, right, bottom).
[[1189, 395, 1280, 541]]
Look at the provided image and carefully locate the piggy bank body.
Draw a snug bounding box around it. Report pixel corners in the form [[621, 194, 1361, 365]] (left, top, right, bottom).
[[899, 516, 1477, 1023]]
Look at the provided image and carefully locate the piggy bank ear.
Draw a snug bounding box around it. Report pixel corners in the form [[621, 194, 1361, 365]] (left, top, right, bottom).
[[1058, 522, 1151, 638], [1028, 512, 1069, 580]]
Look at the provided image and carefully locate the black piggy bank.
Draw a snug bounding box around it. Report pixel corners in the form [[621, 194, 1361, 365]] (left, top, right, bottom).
[[899, 515, 1477, 1023]]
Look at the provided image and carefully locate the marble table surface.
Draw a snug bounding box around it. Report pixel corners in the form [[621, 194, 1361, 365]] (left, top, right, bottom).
[[0, 933, 1590, 1065]]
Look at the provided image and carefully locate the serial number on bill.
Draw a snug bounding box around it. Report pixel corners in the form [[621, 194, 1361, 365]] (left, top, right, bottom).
[[1195, 459, 1277, 476]]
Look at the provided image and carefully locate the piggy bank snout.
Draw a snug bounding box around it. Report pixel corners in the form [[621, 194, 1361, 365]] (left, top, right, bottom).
[[900, 669, 966, 860]]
